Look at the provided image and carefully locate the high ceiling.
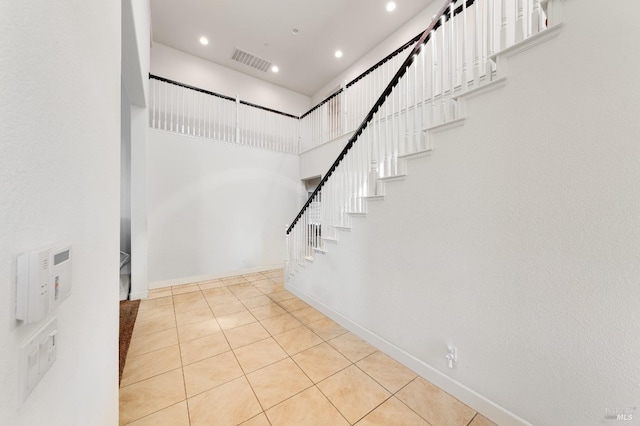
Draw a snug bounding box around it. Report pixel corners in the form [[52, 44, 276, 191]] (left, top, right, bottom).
[[151, 0, 434, 97]]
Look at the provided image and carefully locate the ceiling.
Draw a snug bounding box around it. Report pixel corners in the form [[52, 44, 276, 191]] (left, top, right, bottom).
[[151, 0, 434, 97]]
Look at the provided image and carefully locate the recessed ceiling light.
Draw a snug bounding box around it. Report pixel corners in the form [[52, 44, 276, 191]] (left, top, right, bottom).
[[199, 36, 209, 45], [335, 50, 343, 58], [386, 2, 396, 12], [271, 65, 279, 73]]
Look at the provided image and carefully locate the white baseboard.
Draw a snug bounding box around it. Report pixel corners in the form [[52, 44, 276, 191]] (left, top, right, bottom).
[[149, 263, 284, 289], [128, 290, 148, 301], [285, 283, 533, 426]]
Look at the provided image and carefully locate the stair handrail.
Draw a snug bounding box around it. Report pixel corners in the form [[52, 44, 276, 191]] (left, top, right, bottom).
[[287, 0, 469, 235]]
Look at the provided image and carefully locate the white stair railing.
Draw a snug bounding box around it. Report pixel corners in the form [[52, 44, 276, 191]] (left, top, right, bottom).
[[286, 0, 552, 276], [148, 76, 300, 154]]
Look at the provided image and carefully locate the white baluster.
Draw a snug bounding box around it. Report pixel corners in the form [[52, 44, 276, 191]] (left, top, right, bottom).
[[440, 15, 447, 122], [515, 0, 524, 42], [500, 0, 508, 50], [430, 29, 437, 126], [486, 0, 495, 80], [449, 2, 456, 119], [461, 0, 468, 91], [532, 0, 543, 34], [473, 1, 481, 85]]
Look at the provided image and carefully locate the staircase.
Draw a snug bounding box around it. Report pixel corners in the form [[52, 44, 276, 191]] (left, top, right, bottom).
[[285, 0, 563, 278]]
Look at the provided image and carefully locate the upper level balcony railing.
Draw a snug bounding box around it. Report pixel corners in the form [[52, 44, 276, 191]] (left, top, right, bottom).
[[149, 0, 553, 158]]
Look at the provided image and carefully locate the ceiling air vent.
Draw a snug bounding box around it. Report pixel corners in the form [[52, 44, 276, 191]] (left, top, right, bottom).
[[231, 47, 272, 72]]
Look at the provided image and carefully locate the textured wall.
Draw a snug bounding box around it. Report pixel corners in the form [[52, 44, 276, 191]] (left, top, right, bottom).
[[0, 2, 121, 425], [288, 1, 640, 424]]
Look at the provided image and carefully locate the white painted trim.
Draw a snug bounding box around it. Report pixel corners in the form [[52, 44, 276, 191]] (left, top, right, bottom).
[[346, 211, 367, 217], [490, 23, 564, 62], [453, 77, 507, 101], [149, 263, 283, 289], [424, 117, 466, 134], [361, 195, 385, 201], [399, 148, 433, 160], [334, 225, 352, 231], [378, 174, 407, 182], [285, 284, 534, 426], [128, 290, 149, 301]]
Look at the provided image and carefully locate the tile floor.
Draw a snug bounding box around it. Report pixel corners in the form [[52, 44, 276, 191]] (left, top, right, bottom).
[[119, 269, 497, 426]]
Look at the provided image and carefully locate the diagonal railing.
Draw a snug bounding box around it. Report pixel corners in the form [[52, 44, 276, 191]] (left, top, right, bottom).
[[285, 0, 551, 273]]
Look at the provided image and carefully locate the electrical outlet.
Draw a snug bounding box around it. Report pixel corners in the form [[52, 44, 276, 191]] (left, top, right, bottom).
[[446, 346, 457, 368]]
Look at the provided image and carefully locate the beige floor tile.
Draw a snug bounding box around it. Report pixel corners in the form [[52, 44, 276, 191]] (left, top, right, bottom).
[[224, 322, 270, 349], [132, 315, 176, 337], [177, 318, 221, 342], [268, 290, 296, 303], [210, 300, 247, 317], [262, 269, 284, 278], [187, 376, 262, 426], [356, 352, 417, 393], [292, 343, 351, 383], [291, 306, 327, 324], [172, 283, 200, 295], [198, 280, 225, 290], [173, 291, 205, 305], [126, 401, 190, 426], [240, 413, 271, 426], [278, 298, 309, 312], [128, 328, 179, 357], [273, 326, 323, 355], [251, 278, 275, 288], [396, 377, 476, 426], [121, 345, 182, 387], [173, 298, 209, 314], [231, 287, 264, 299], [307, 317, 348, 340], [270, 277, 284, 285], [266, 386, 349, 426], [240, 294, 272, 308], [260, 313, 302, 335], [469, 414, 498, 426], [138, 296, 173, 311], [246, 358, 313, 409], [135, 302, 175, 322], [147, 288, 173, 300], [356, 396, 430, 426], [221, 276, 248, 285], [317, 365, 391, 424], [119, 369, 185, 425], [180, 332, 231, 365], [234, 337, 288, 373], [175, 307, 214, 326], [202, 287, 232, 297], [204, 292, 239, 306], [328, 332, 377, 362], [242, 273, 267, 282], [249, 303, 287, 320], [183, 351, 244, 397], [216, 310, 257, 330]]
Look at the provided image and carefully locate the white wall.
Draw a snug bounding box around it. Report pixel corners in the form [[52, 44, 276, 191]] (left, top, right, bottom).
[[148, 130, 303, 286], [311, 1, 440, 105], [151, 43, 311, 116], [0, 2, 120, 425], [288, 1, 640, 425], [300, 133, 351, 180]]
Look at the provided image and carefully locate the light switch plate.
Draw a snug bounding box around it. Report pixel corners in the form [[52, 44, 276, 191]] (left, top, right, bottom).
[[20, 317, 57, 404]]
